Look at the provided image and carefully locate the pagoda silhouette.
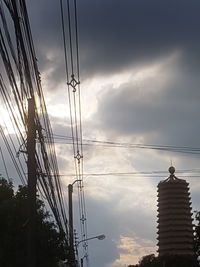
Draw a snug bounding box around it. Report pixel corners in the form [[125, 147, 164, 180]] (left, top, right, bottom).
[[157, 166, 194, 256]]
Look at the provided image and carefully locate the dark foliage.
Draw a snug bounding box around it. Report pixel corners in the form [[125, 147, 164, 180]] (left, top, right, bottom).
[[128, 253, 198, 267], [161, 255, 199, 267], [0, 178, 66, 267]]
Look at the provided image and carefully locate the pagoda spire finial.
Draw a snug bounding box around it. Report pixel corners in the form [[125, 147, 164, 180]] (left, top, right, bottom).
[[168, 166, 175, 175]]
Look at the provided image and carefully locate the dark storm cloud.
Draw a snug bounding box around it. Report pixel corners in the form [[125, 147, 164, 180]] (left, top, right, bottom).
[[94, 61, 200, 147], [78, 0, 200, 77], [27, 0, 200, 82]]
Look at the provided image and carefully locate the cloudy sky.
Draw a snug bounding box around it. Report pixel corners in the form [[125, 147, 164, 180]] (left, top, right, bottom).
[[1, 0, 200, 266]]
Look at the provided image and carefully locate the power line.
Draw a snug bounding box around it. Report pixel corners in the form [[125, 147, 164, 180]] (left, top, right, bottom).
[[59, 0, 88, 262], [52, 134, 200, 155], [55, 168, 200, 178], [0, 0, 68, 239]]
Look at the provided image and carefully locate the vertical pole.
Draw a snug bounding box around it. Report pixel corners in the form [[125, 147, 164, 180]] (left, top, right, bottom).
[[68, 184, 75, 266], [27, 98, 36, 267]]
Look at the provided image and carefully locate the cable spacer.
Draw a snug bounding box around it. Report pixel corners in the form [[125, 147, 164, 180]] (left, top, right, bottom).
[[74, 151, 83, 164], [80, 214, 86, 223], [67, 74, 80, 92]]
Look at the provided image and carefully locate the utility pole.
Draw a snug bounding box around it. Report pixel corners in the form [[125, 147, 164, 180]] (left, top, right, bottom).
[[68, 180, 81, 267], [27, 97, 37, 267], [68, 183, 76, 266]]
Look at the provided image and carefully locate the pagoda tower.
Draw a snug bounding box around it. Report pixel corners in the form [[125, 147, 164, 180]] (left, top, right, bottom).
[[157, 166, 194, 256]]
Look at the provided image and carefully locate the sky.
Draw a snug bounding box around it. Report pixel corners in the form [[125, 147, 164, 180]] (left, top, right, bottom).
[[1, 0, 200, 266]]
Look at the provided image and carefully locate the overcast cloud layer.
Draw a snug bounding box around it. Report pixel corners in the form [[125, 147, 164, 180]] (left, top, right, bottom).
[[1, 1, 200, 266], [28, 0, 200, 78], [29, 1, 200, 266]]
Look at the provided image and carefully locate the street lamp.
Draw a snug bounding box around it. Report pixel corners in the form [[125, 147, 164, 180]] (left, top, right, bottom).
[[76, 234, 106, 246], [76, 234, 106, 267]]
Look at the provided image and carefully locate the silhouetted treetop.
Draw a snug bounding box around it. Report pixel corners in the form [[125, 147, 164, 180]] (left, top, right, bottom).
[[0, 178, 66, 267]]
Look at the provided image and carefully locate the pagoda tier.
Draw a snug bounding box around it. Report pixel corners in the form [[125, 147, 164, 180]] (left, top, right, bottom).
[[157, 166, 194, 257]]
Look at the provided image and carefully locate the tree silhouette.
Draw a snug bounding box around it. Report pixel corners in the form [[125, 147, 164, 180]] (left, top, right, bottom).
[[128, 253, 199, 267], [0, 178, 66, 267]]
